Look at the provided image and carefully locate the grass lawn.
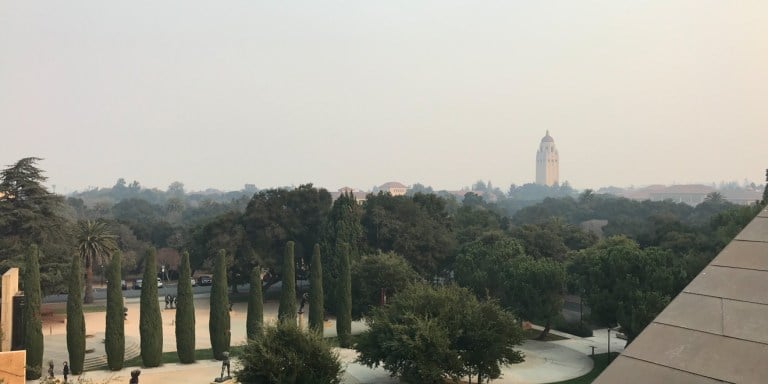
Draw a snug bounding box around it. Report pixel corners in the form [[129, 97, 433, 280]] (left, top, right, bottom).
[[523, 328, 568, 341], [547, 352, 618, 384]]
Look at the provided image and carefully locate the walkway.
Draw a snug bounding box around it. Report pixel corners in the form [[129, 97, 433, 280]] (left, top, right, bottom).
[[33, 296, 625, 384]]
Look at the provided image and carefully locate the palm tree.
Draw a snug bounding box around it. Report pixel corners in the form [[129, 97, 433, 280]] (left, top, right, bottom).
[[76, 220, 117, 304]]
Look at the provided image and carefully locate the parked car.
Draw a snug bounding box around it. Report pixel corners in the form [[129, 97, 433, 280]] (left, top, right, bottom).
[[197, 275, 213, 286], [191, 277, 197, 287], [121, 280, 127, 290], [132, 278, 163, 289]]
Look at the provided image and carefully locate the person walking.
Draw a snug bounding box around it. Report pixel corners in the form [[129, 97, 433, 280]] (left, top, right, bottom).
[[63, 362, 69, 382]]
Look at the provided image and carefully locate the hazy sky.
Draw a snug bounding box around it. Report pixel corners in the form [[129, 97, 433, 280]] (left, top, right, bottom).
[[2, 1, 766, 194]]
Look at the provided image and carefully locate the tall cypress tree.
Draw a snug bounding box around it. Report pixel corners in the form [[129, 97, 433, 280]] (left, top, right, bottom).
[[105, 251, 124, 370], [176, 251, 196, 363], [320, 192, 364, 313], [24, 244, 44, 379], [140, 248, 163, 367], [209, 249, 230, 360], [336, 244, 352, 347], [66, 250, 85, 374], [246, 266, 263, 340], [308, 244, 324, 334], [278, 241, 297, 323]]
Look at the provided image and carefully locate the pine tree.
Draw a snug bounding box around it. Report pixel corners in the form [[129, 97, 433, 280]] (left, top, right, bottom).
[[336, 244, 352, 347], [176, 251, 196, 363], [278, 241, 297, 323], [66, 251, 85, 374], [105, 251, 125, 370], [140, 248, 163, 367], [209, 249, 230, 360], [24, 244, 44, 379], [246, 266, 264, 340], [0, 158, 68, 296], [309, 244, 324, 334]]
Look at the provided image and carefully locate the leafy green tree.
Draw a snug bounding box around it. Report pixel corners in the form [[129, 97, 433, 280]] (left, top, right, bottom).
[[235, 322, 342, 384], [0, 157, 69, 295], [66, 251, 85, 374], [210, 249, 231, 360], [308, 244, 324, 334], [454, 192, 502, 244], [24, 245, 44, 379], [278, 242, 297, 323], [361, 192, 456, 277], [569, 236, 686, 342], [105, 251, 125, 370], [243, 185, 332, 271], [175, 251, 195, 363], [247, 266, 264, 340], [506, 256, 565, 339], [350, 252, 419, 319], [139, 248, 163, 367], [355, 284, 524, 384], [76, 220, 117, 303], [336, 245, 352, 347], [454, 232, 525, 307]]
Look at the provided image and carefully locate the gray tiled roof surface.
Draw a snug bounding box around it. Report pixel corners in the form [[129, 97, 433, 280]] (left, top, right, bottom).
[[594, 205, 768, 384]]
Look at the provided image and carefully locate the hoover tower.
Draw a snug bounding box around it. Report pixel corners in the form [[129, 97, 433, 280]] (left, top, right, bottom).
[[536, 131, 559, 186]]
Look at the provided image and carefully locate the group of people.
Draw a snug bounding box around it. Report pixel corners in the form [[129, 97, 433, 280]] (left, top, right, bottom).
[[47, 361, 69, 382], [164, 294, 178, 309], [48, 361, 140, 384]]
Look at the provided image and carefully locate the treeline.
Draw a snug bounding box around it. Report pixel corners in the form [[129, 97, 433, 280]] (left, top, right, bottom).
[[2, 157, 765, 346]]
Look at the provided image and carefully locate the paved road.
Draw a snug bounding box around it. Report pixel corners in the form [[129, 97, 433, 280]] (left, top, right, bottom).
[[41, 280, 309, 303]]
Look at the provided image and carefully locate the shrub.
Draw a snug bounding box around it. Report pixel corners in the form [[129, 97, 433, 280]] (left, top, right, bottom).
[[235, 322, 342, 384], [554, 318, 594, 338]]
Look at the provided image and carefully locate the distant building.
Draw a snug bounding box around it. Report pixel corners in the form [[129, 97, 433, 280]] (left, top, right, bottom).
[[330, 187, 367, 204], [375, 182, 408, 196], [536, 131, 559, 186], [616, 184, 761, 206]]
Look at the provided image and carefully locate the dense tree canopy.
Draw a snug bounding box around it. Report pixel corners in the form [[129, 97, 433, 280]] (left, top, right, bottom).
[[350, 252, 420, 319], [454, 232, 525, 307], [569, 236, 687, 342], [361, 192, 456, 276], [243, 185, 331, 270]]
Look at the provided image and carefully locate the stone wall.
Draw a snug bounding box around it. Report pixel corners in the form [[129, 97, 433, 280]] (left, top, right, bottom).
[[0, 350, 26, 384]]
